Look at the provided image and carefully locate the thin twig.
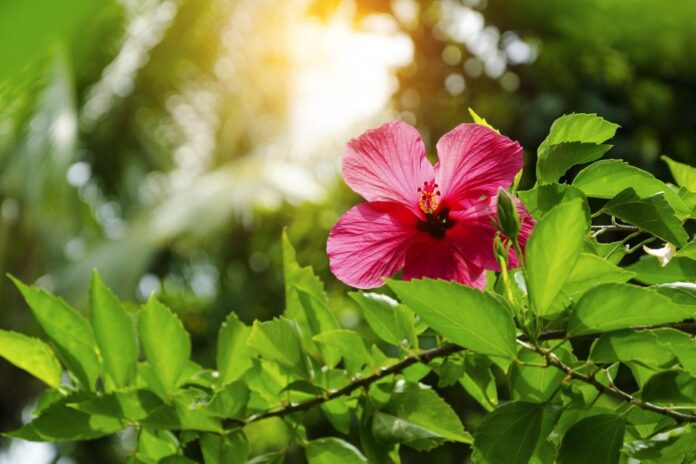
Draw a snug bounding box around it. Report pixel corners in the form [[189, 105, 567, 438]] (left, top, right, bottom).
[[521, 340, 696, 423], [591, 222, 640, 238], [224, 322, 696, 428], [237, 343, 462, 426]]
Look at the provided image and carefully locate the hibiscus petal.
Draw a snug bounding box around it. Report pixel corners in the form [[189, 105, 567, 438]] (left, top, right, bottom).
[[449, 196, 535, 271], [435, 124, 523, 209], [343, 120, 434, 214], [447, 205, 500, 271], [327, 202, 417, 289], [402, 236, 486, 289]]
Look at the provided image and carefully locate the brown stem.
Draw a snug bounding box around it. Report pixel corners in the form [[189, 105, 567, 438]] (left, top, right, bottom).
[[521, 340, 696, 422], [224, 322, 696, 428]]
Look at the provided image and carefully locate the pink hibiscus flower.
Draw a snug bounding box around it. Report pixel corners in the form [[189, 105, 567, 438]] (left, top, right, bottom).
[[327, 120, 534, 289]]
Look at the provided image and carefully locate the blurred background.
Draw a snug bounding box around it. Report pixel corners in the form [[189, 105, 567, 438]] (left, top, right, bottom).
[[1, 0, 695, 462]]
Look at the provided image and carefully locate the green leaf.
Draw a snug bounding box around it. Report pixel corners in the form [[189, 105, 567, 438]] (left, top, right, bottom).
[[359, 410, 397, 463], [473, 401, 545, 464], [313, 330, 372, 373], [510, 348, 566, 403], [33, 389, 64, 416], [518, 183, 588, 220], [548, 252, 636, 315], [584, 238, 627, 264], [372, 411, 443, 450], [543, 113, 620, 146], [10, 276, 100, 390], [387, 279, 516, 362], [663, 155, 696, 191], [457, 354, 498, 412], [159, 455, 197, 464], [0, 330, 62, 388], [558, 414, 625, 464], [138, 298, 191, 394], [640, 327, 696, 375], [536, 113, 618, 184], [623, 407, 676, 440], [136, 429, 179, 463], [642, 371, 696, 407], [349, 292, 418, 349], [627, 256, 696, 285], [567, 284, 691, 337], [7, 397, 124, 442], [90, 271, 138, 389], [676, 241, 696, 259], [69, 389, 164, 422], [140, 390, 222, 433], [200, 432, 249, 464], [296, 287, 340, 336], [281, 379, 326, 396], [590, 330, 677, 368], [678, 187, 696, 218], [282, 231, 339, 345], [653, 282, 696, 309], [625, 426, 696, 462], [321, 398, 351, 435], [216, 312, 252, 384], [526, 198, 589, 316], [381, 382, 472, 447], [469, 107, 499, 133], [247, 318, 307, 377], [206, 381, 249, 419], [305, 437, 367, 464], [247, 452, 285, 464], [573, 159, 690, 217], [602, 188, 687, 246], [563, 253, 636, 298], [538, 143, 612, 185]]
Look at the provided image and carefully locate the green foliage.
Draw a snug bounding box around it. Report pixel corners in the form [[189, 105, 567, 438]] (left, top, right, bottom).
[[602, 188, 687, 246], [216, 312, 252, 384], [8, 396, 125, 442], [10, 276, 100, 390], [567, 284, 691, 336], [0, 330, 62, 388], [557, 414, 625, 464], [90, 271, 138, 389], [536, 113, 619, 184], [388, 278, 517, 362], [573, 160, 691, 218], [200, 432, 249, 464], [518, 183, 588, 220], [663, 155, 696, 191], [509, 349, 566, 402], [248, 318, 307, 377], [526, 198, 589, 315], [138, 298, 191, 395], [305, 437, 367, 464], [473, 401, 545, 464], [313, 330, 372, 373], [373, 382, 472, 449], [4, 113, 696, 463], [349, 292, 418, 349]]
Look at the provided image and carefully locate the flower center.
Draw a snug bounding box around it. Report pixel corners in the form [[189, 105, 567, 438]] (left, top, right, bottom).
[[416, 181, 454, 239], [417, 181, 441, 214]]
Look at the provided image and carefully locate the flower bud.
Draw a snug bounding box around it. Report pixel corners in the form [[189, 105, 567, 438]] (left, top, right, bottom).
[[493, 233, 509, 261], [496, 187, 521, 240]]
